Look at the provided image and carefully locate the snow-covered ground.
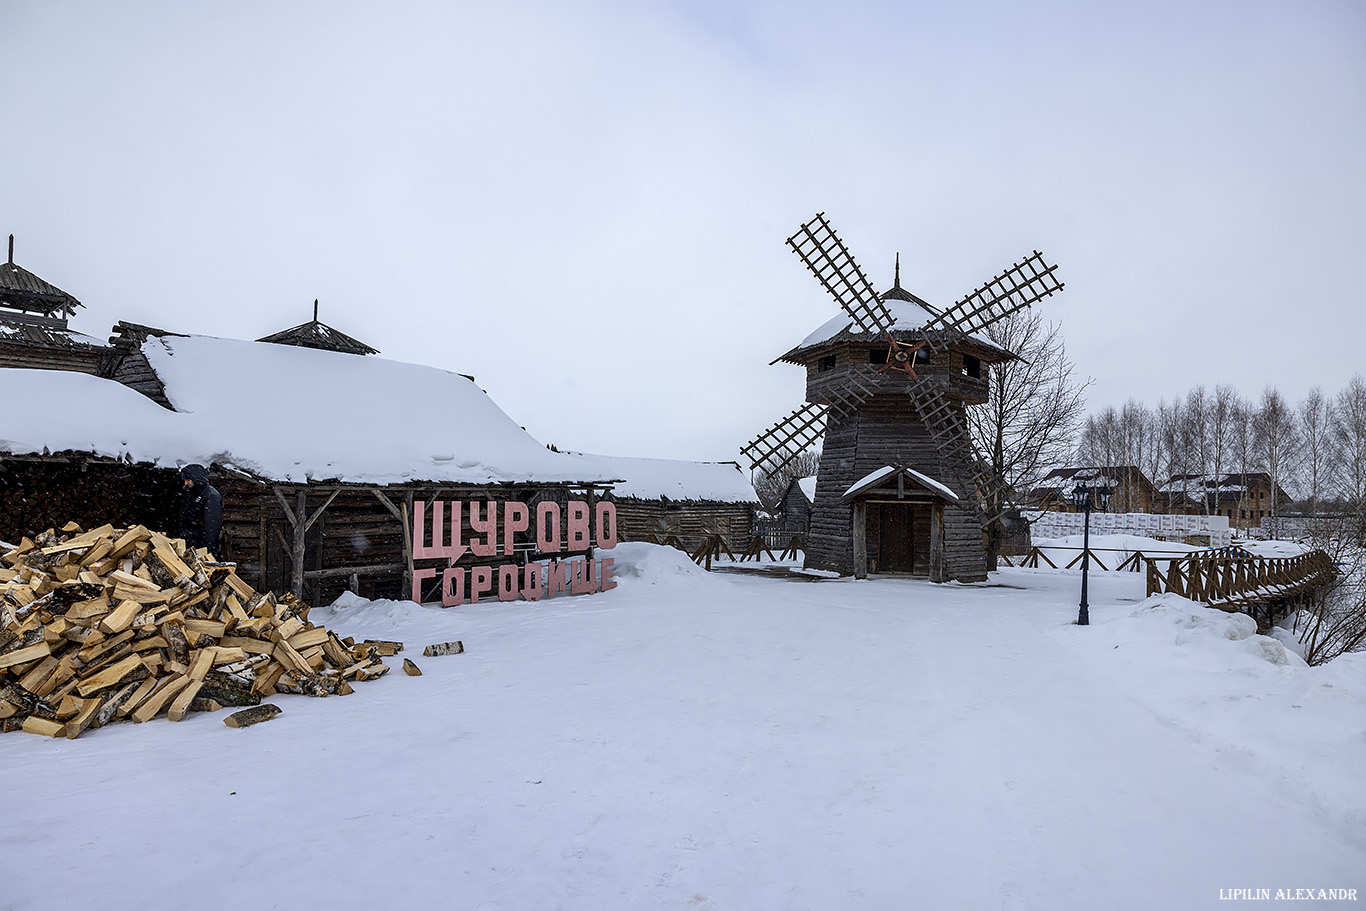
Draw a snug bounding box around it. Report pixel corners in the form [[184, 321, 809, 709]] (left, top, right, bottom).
[[3, 544, 1362, 910]]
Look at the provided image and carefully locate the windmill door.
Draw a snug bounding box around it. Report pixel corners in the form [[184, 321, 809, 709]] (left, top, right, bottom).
[[877, 504, 916, 573]]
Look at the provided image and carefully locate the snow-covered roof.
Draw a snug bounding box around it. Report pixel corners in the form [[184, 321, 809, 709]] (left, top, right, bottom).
[[841, 465, 959, 502], [0, 334, 758, 501], [784, 296, 1010, 360], [568, 453, 757, 503], [0, 321, 106, 349], [797, 476, 817, 502]]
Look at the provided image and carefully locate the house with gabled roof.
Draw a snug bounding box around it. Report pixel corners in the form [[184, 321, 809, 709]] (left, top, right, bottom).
[[1159, 472, 1292, 530], [1028, 466, 1157, 514]]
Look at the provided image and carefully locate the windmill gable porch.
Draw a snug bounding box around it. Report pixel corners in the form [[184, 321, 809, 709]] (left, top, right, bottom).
[[841, 465, 960, 580]]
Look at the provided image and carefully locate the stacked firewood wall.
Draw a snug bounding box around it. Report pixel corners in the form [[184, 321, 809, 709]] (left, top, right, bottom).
[[0, 458, 180, 545]]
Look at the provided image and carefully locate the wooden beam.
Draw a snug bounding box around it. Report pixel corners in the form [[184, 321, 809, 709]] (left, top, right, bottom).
[[851, 501, 867, 580], [370, 488, 402, 520], [302, 563, 405, 581], [929, 503, 945, 583], [302, 488, 341, 533], [272, 487, 298, 527], [292, 490, 307, 598]]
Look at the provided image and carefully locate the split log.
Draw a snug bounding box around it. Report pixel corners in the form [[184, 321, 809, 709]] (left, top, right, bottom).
[[402, 658, 422, 676], [422, 641, 464, 657], [224, 704, 281, 728]]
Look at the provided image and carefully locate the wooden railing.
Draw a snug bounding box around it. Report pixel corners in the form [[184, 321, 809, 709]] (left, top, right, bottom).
[[1003, 544, 1337, 629], [1001, 546, 1182, 573], [630, 532, 805, 569], [1144, 548, 1336, 610]]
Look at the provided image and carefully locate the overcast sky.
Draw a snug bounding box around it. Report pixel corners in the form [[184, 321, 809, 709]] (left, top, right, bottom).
[[5, 1, 1364, 464]]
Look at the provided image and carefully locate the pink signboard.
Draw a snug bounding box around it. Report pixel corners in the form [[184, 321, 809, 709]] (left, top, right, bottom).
[[409, 499, 618, 606]]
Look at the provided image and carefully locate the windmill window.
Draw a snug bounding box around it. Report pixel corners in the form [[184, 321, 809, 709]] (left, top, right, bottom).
[[869, 347, 888, 365], [914, 348, 930, 365], [962, 354, 981, 378], [818, 355, 836, 372]]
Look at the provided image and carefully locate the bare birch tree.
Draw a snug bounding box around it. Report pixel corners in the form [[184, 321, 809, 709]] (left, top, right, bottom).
[[1332, 374, 1366, 538], [968, 310, 1089, 569], [752, 449, 820, 512], [1297, 386, 1333, 518], [1254, 387, 1298, 534]]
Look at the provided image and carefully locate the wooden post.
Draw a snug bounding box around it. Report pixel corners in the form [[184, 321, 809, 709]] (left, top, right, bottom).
[[401, 497, 414, 603], [257, 512, 267, 590], [929, 503, 945, 583], [851, 501, 867, 579], [292, 489, 307, 598]]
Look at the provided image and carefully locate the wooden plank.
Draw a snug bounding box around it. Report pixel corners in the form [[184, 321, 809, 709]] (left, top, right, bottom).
[[167, 680, 204, 721], [63, 696, 107, 739], [97, 599, 142, 635], [183, 618, 228, 639], [286, 627, 329, 651], [76, 654, 146, 696], [0, 641, 51, 671], [21, 716, 65, 737], [132, 675, 192, 723]]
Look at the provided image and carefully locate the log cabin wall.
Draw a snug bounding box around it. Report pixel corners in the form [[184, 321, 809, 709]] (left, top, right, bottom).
[[779, 482, 812, 539], [217, 478, 618, 605], [0, 341, 107, 374], [610, 496, 755, 550], [0, 455, 181, 543], [105, 349, 174, 408]]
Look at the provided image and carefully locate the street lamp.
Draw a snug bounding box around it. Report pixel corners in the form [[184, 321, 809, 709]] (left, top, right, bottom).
[[1072, 482, 1113, 625]]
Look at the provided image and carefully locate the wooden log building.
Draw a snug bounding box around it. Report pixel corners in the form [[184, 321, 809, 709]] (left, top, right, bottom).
[[0, 249, 757, 600]]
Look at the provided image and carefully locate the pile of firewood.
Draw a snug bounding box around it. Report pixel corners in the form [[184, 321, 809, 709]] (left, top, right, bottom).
[[0, 521, 403, 738]]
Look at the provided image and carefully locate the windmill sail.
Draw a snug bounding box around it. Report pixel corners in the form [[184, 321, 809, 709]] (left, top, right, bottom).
[[787, 213, 896, 335], [741, 402, 829, 474], [905, 380, 1011, 524], [922, 251, 1062, 352]]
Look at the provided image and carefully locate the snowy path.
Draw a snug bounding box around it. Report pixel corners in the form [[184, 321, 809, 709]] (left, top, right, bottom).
[[2, 550, 1362, 910]]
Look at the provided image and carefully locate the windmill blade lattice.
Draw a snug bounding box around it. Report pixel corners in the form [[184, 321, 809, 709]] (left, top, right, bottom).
[[741, 402, 830, 474], [787, 213, 895, 335], [921, 251, 1062, 352], [906, 380, 1011, 524]]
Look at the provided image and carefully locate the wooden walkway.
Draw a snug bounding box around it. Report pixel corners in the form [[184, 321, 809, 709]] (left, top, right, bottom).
[[1144, 548, 1337, 630]]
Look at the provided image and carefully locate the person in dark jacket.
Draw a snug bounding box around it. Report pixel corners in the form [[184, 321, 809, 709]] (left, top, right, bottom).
[[180, 464, 223, 557]]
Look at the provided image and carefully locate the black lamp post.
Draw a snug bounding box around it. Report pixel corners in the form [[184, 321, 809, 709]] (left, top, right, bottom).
[[1072, 482, 1113, 626]]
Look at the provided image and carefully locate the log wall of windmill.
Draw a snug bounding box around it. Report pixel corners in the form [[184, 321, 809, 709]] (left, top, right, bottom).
[[800, 341, 993, 409], [610, 496, 755, 549], [805, 394, 987, 581]]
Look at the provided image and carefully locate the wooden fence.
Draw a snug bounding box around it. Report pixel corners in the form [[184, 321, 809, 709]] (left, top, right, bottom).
[[1001, 546, 1178, 573], [630, 532, 805, 569]]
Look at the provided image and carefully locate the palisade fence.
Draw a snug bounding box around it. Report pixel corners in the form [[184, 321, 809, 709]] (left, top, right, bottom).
[[1024, 510, 1233, 548]]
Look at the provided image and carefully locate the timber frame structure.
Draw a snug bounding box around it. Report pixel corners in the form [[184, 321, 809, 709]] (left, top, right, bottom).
[[217, 473, 620, 604]]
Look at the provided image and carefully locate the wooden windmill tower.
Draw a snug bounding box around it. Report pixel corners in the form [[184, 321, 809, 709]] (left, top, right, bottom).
[[743, 214, 1063, 581]]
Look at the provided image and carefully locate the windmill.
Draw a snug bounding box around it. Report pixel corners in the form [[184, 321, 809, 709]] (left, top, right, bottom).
[[743, 213, 1063, 581]]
